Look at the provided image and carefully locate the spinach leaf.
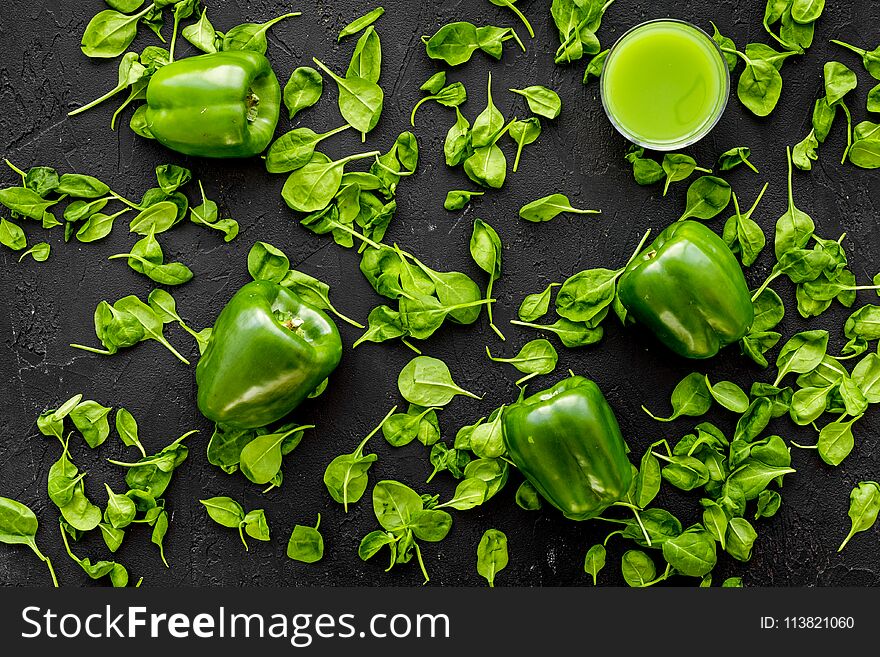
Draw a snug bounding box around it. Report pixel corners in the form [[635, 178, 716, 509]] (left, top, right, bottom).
[[470, 219, 504, 338], [583, 544, 606, 585], [726, 517, 758, 561], [723, 47, 784, 117], [487, 339, 558, 385], [509, 86, 562, 119], [717, 146, 759, 173], [838, 481, 880, 551], [0, 218, 26, 251], [831, 40, 880, 80], [621, 549, 657, 587], [346, 26, 382, 84], [519, 194, 600, 222], [338, 7, 385, 41], [0, 496, 58, 586], [81, 5, 155, 59], [398, 356, 480, 407], [222, 13, 299, 54], [313, 58, 384, 134], [508, 118, 541, 172], [515, 480, 543, 510], [282, 151, 380, 213], [444, 189, 484, 211], [661, 154, 711, 196], [509, 317, 604, 348], [410, 83, 467, 126], [677, 176, 731, 222], [324, 407, 396, 511], [287, 515, 324, 563], [662, 528, 717, 577], [824, 61, 858, 105], [774, 147, 815, 258], [643, 372, 712, 422], [517, 283, 559, 322], [476, 529, 508, 587]]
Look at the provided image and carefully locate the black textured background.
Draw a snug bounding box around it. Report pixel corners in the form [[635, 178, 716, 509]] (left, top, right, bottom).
[[1, 0, 879, 587]]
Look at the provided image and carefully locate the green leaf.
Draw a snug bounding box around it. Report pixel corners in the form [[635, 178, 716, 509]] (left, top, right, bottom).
[[838, 481, 880, 551], [287, 515, 324, 563], [476, 529, 508, 587], [584, 544, 606, 585]]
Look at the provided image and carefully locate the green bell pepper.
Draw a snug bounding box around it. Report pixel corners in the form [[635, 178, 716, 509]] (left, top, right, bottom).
[[145, 51, 281, 158], [196, 281, 342, 429], [502, 376, 632, 521], [617, 220, 754, 359]]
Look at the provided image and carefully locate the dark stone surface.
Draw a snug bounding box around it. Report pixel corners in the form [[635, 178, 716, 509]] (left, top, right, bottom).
[[1, 0, 878, 587]]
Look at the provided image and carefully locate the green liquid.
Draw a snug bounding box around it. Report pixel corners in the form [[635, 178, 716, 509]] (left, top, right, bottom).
[[602, 21, 728, 148]]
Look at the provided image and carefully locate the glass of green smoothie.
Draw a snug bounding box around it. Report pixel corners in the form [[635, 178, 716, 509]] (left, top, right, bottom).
[[601, 19, 730, 151]]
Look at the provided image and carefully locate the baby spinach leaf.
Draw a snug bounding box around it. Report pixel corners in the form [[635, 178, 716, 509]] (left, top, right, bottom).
[[774, 330, 829, 386], [831, 40, 880, 80], [661, 154, 711, 196], [642, 372, 711, 422], [515, 480, 542, 511], [487, 339, 558, 385], [583, 50, 609, 82], [444, 190, 484, 211], [283, 67, 323, 119], [313, 57, 383, 134], [70, 399, 112, 448], [282, 151, 380, 213], [508, 117, 541, 172], [510, 317, 603, 348], [3, 500, 60, 586], [222, 13, 299, 54], [774, 147, 815, 259], [239, 426, 303, 485], [0, 218, 26, 251], [838, 481, 880, 551], [817, 415, 860, 466], [678, 176, 731, 222], [470, 219, 504, 338], [471, 73, 504, 148], [726, 517, 758, 561], [200, 496, 245, 528], [287, 515, 324, 563], [621, 549, 657, 587], [583, 544, 606, 585], [398, 356, 480, 407], [718, 146, 759, 172], [324, 407, 395, 511], [517, 283, 559, 322], [662, 528, 717, 577], [476, 529, 508, 587], [338, 6, 385, 41], [182, 7, 218, 53], [724, 47, 784, 117], [346, 26, 382, 84], [705, 377, 750, 413], [509, 85, 562, 119], [410, 83, 467, 126], [519, 194, 600, 222], [19, 242, 50, 263], [81, 5, 155, 59], [824, 61, 858, 105]]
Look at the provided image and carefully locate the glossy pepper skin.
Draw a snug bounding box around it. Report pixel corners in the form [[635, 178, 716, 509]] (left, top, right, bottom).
[[502, 376, 632, 521], [145, 51, 281, 158], [617, 221, 754, 359], [196, 281, 342, 429]]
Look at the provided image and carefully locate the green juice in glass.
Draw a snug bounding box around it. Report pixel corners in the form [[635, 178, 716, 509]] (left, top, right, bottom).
[[601, 20, 730, 150]]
